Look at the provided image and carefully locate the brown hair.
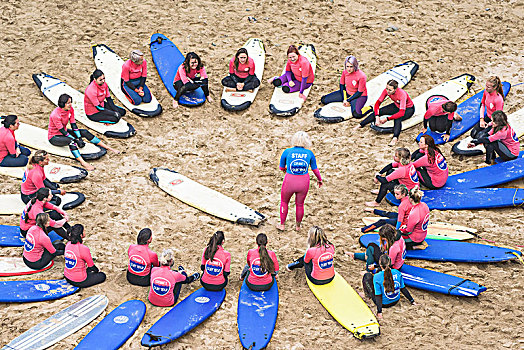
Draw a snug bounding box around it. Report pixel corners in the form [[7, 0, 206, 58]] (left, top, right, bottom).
[[379, 224, 397, 252], [183, 52, 203, 74], [234, 48, 248, 71], [491, 110, 509, 134], [409, 186, 424, 203], [487, 76, 504, 100], [27, 150, 48, 171], [379, 254, 395, 294], [442, 101, 457, 113], [24, 188, 50, 223], [287, 45, 300, 56], [395, 147, 411, 165], [256, 233, 275, 274], [204, 231, 225, 261], [420, 134, 444, 165], [387, 79, 399, 89], [35, 212, 50, 232]]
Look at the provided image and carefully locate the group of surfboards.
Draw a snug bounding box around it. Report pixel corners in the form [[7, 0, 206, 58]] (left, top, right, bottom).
[[1, 34, 523, 349]]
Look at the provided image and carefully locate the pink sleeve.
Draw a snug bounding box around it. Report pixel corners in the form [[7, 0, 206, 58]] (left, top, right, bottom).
[[142, 60, 148, 77], [480, 91, 487, 106], [304, 248, 313, 263], [81, 245, 95, 267], [285, 60, 292, 72], [424, 103, 438, 119], [248, 59, 255, 75], [50, 111, 66, 132], [85, 86, 101, 107], [312, 168, 322, 181], [405, 208, 419, 233], [121, 61, 130, 81], [29, 171, 45, 191], [357, 75, 366, 92], [391, 162, 400, 168], [199, 67, 208, 79], [271, 251, 279, 273], [150, 250, 159, 267], [488, 129, 506, 142], [41, 235, 56, 254], [413, 155, 430, 168], [69, 108, 76, 125], [174, 271, 187, 283], [6, 134, 16, 154], [386, 168, 402, 182], [44, 202, 65, 217], [399, 91, 407, 110], [224, 252, 231, 273], [229, 58, 235, 74], [178, 65, 189, 84], [397, 204, 408, 225]]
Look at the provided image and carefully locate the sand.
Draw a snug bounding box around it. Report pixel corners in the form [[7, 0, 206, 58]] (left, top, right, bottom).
[[1, 0, 523, 348]]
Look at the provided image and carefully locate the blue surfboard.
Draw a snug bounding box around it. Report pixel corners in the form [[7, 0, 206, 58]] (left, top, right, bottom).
[[386, 187, 524, 210], [0, 279, 78, 303], [150, 33, 206, 106], [237, 279, 279, 350], [416, 82, 511, 144], [141, 287, 225, 347], [0, 224, 62, 247], [359, 234, 522, 263], [75, 300, 146, 350]]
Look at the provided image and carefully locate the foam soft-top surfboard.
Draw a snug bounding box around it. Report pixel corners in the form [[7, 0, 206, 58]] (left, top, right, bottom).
[[269, 44, 317, 117], [0, 257, 53, 277], [75, 299, 146, 350], [221, 38, 265, 112], [417, 82, 511, 144], [0, 192, 85, 215], [13, 121, 106, 160], [371, 74, 475, 133], [150, 33, 206, 106], [32, 73, 136, 138], [359, 234, 522, 263], [0, 162, 88, 183], [3, 295, 107, 350], [92, 45, 162, 117], [0, 279, 78, 303], [307, 271, 380, 339], [0, 224, 62, 247], [149, 167, 266, 226], [385, 187, 524, 210], [141, 288, 225, 347], [314, 61, 419, 123], [361, 217, 475, 240], [237, 279, 278, 350], [452, 105, 524, 156]]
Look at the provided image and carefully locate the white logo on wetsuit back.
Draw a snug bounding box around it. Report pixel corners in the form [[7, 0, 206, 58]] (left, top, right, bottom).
[[205, 259, 223, 276], [409, 166, 419, 183], [152, 277, 171, 296], [289, 159, 308, 175], [384, 279, 401, 300], [422, 213, 430, 231], [129, 255, 147, 273], [113, 315, 129, 324], [436, 153, 447, 171]]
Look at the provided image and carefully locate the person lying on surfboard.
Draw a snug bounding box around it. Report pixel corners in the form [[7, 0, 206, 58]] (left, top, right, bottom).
[[84, 69, 126, 124], [398, 187, 429, 250], [127, 228, 159, 287], [411, 135, 448, 189], [354, 79, 415, 146], [23, 212, 65, 270], [287, 226, 335, 285], [361, 254, 415, 320], [200, 231, 231, 292], [221, 48, 260, 92], [319, 55, 368, 118], [21, 150, 65, 204], [0, 115, 31, 167], [470, 76, 505, 139], [121, 49, 152, 106], [240, 233, 279, 291], [268, 45, 314, 101], [361, 184, 411, 233], [172, 52, 213, 108], [422, 97, 458, 142]]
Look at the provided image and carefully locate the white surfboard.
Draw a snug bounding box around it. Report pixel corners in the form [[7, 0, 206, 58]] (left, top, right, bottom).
[[269, 44, 317, 116], [14, 122, 106, 160], [92, 44, 162, 117], [0, 257, 53, 277], [221, 38, 265, 111], [32, 73, 136, 138], [372, 74, 475, 133], [3, 295, 108, 350], [0, 192, 85, 215], [149, 167, 266, 226], [314, 61, 419, 123], [452, 106, 524, 155], [0, 162, 87, 183]]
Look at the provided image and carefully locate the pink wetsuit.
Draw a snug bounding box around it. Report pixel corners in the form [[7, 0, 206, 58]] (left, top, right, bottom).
[[48, 107, 75, 140], [174, 65, 208, 84], [121, 59, 147, 82], [64, 242, 94, 282], [388, 237, 406, 269], [401, 202, 430, 243], [148, 266, 187, 307], [23, 225, 56, 262], [412, 150, 449, 188], [246, 248, 279, 286], [229, 57, 255, 79], [84, 80, 110, 116], [20, 201, 65, 231], [127, 244, 159, 277], [374, 88, 414, 120], [425, 99, 454, 121], [480, 90, 504, 120], [304, 244, 335, 281], [21, 164, 47, 195], [201, 245, 231, 286], [488, 125, 520, 157], [386, 162, 419, 190], [340, 69, 367, 96], [397, 196, 413, 226], [0, 127, 17, 162]]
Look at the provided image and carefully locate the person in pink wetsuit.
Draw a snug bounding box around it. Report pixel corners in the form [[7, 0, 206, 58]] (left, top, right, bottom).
[[23, 212, 65, 270], [0, 115, 31, 167], [470, 76, 505, 139], [278, 131, 322, 231], [221, 48, 260, 92], [84, 69, 126, 123], [411, 135, 448, 189], [121, 49, 152, 105], [399, 187, 430, 249], [127, 228, 159, 287], [240, 233, 279, 292], [20, 150, 65, 204], [172, 52, 213, 108], [422, 96, 458, 142], [200, 231, 231, 291]]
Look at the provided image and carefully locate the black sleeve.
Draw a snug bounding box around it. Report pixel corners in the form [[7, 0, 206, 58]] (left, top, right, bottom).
[[224, 271, 230, 278], [472, 137, 490, 145], [43, 178, 59, 191], [138, 77, 146, 88], [122, 78, 136, 90], [230, 74, 239, 84], [379, 163, 393, 174], [347, 90, 362, 102], [87, 265, 99, 273], [339, 83, 345, 95], [376, 175, 389, 184], [106, 97, 117, 109], [400, 287, 414, 303], [58, 128, 71, 137], [445, 119, 453, 135], [200, 264, 205, 271], [375, 294, 383, 313]]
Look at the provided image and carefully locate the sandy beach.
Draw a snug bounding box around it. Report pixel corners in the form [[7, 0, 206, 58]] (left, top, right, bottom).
[[1, 0, 523, 348]]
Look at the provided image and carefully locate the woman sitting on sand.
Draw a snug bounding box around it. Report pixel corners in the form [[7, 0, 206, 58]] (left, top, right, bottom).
[[240, 233, 279, 292], [320, 55, 368, 118], [84, 69, 125, 123], [398, 187, 430, 249], [23, 212, 65, 270], [221, 48, 260, 92], [148, 249, 200, 307], [200, 231, 231, 291], [0, 115, 31, 167], [121, 49, 152, 105], [268, 45, 314, 101], [411, 135, 448, 190], [172, 52, 213, 108], [20, 150, 65, 204], [366, 147, 418, 207], [127, 228, 159, 287], [361, 184, 411, 233], [287, 226, 335, 285]]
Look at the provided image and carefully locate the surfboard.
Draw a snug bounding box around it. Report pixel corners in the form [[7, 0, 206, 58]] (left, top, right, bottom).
[[370, 74, 475, 133], [13, 121, 106, 160], [32, 73, 136, 138], [221, 38, 265, 111], [417, 82, 511, 144], [0, 192, 85, 215], [237, 279, 278, 350], [361, 217, 475, 240], [306, 272, 380, 339], [359, 234, 522, 263], [269, 44, 317, 117], [141, 288, 225, 347], [452, 105, 524, 156], [385, 187, 524, 210], [314, 61, 419, 123], [75, 299, 146, 350], [149, 167, 266, 226], [0, 257, 53, 277], [0, 279, 78, 303], [3, 294, 107, 350], [0, 224, 62, 247], [0, 162, 88, 183], [92, 44, 162, 117], [150, 33, 206, 106]]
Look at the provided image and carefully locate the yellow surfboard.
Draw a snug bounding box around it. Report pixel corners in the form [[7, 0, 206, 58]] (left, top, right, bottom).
[[307, 271, 380, 339]]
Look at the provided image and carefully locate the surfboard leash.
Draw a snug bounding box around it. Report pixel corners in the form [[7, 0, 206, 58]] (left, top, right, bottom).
[[512, 188, 524, 208]]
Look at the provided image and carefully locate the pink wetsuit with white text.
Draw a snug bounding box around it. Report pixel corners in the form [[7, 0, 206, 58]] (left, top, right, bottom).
[[246, 248, 279, 286], [148, 266, 187, 307], [127, 244, 159, 277], [23, 225, 56, 262], [480, 90, 504, 120], [386, 162, 419, 190], [64, 242, 95, 282], [412, 150, 449, 188], [201, 245, 231, 286], [401, 202, 430, 243], [304, 244, 335, 281], [488, 125, 520, 156]]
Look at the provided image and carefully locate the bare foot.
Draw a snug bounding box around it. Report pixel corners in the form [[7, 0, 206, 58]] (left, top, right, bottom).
[[358, 291, 367, 299], [207, 95, 214, 103], [345, 251, 355, 259], [107, 147, 120, 154], [364, 207, 375, 213], [352, 124, 362, 131], [225, 88, 237, 92], [81, 162, 95, 171], [365, 201, 380, 207], [276, 224, 285, 231], [370, 189, 379, 195], [295, 222, 301, 231], [389, 137, 398, 146], [375, 116, 382, 125], [172, 99, 179, 108], [267, 77, 276, 84]]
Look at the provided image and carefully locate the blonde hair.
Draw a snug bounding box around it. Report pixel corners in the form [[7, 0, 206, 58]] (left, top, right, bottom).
[[409, 186, 424, 203], [159, 249, 174, 266], [130, 49, 144, 64], [307, 226, 332, 249], [395, 147, 411, 165], [291, 131, 312, 149], [27, 150, 48, 171]]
